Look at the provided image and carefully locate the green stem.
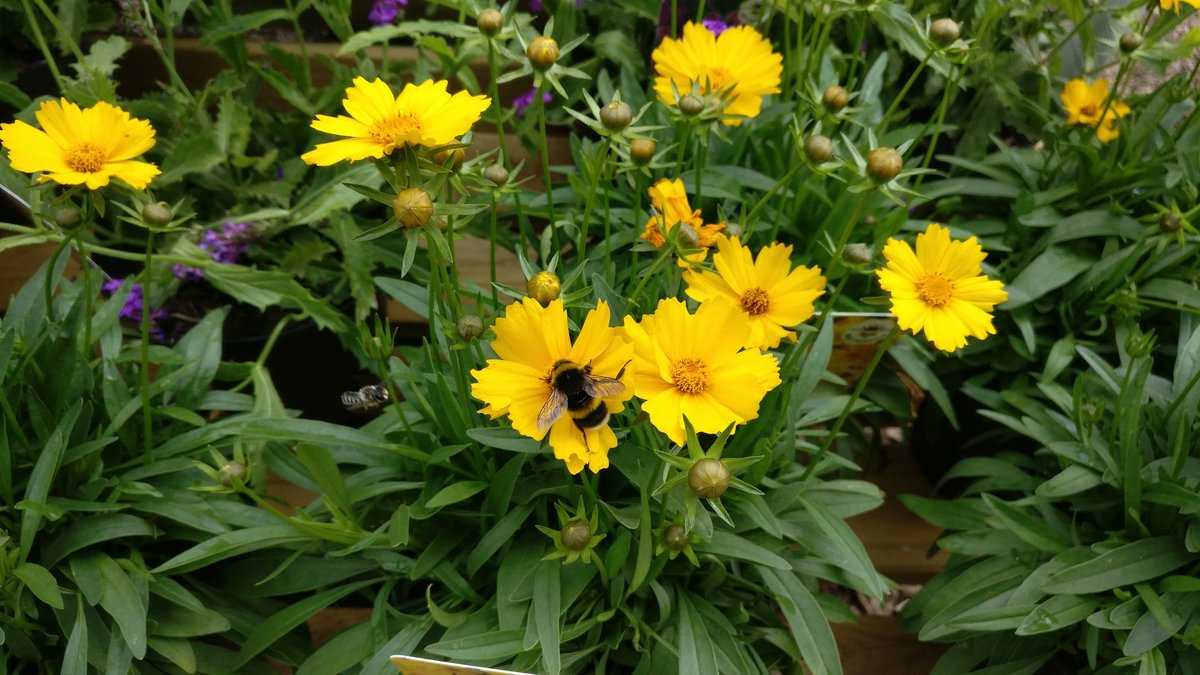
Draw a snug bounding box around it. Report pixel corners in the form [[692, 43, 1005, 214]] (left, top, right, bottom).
[[1036, 6, 1098, 69], [577, 138, 611, 258], [489, 190, 499, 308], [283, 0, 313, 94], [629, 246, 674, 312], [140, 230, 155, 463], [914, 64, 961, 189], [795, 191, 872, 357], [694, 132, 708, 205], [753, 163, 805, 241], [20, 0, 64, 90], [801, 324, 901, 480], [877, 51, 931, 134], [536, 81, 559, 255], [673, 122, 693, 178]]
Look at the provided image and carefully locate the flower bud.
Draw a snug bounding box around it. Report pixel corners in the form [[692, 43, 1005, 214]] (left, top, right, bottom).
[[477, 8, 504, 36], [929, 18, 960, 47], [678, 94, 704, 117], [804, 134, 834, 164], [434, 146, 465, 168], [54, 207, 82, 230], [219, 461, 246, 487], [482, 163, 509, 186], [866, 147, 903, 183], [142, 201, 173, 227], [600, 100, 633, 132], [843, 243, 873, 265], [392, 187, 434, 229], [1160, 212, 1182, 233], [822, 85, 850, 112], [688, 458, 730, 499], [560, 518, 591, 550], [723, 222, 744, 238], [527, 36, 559, 71], [527, 270, 561, 306], [1125, 330, 1156, 358], [456, 314, 484, 341], [1119, 31, 1143, 54], [630, 138, 657, 165], [863, 215, 877, 228], [664, 524, 689, 551]]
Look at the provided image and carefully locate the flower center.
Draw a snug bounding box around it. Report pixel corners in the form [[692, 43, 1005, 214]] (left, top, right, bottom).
[[371, 113, 423, 145], [705, 67, 732, 93], [670, 358, 711, 395], [740, 287, 770, 315], [916, 272, 955, 307], [1079, 103, 1098, 119], [65, 142, 105, 173]]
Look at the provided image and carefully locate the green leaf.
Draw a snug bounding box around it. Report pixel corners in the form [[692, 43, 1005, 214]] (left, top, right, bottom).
[[62, 597, 88, 675], [203, 264, 350, 332], [1041, 537, 1194, 595], [13, 563, 63, 610], [233, 579, 375, 668], [1124, 592, 1200, 656], [533, 561, 562, 675], [1015, 595, 1098, 635], [19, 402, 81, 560], [425, 481, 488, 510], [468, 504, 535, 576], [153, 525, 310, 574], [466, 427, 543, 453], [795, 495, 890, 599], [760, 567, 843, 675], [337, 20, 478, 54], [295, 443, 355, 516], [424, 629, 527, 661], [694, 531, 790, 570], [677, 593, 719, 675], [296, 622, 372, 675], [96, 554, 147, 659], [1035, 465, 1102, 500], [898, 495, 990, 531], [44, 514, 157, 567], [1002, 246, 1095, 310], [148, 637, 197, 673], [982, 494, 1066, 553]]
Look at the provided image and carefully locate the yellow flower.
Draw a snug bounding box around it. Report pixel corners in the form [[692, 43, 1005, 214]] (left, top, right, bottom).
[[1160, 0, 1200, 11], [683, 236, 826, 350], [1060, 78, 1131, 143], [471, 299, 634, 474], [876, 223, 1008, 353], [301, 77, 491, 166], [642, 178, 725, 264], [621, 298, 781, 446], [0, 99, 159, 190], [652, 22, 782, 125]]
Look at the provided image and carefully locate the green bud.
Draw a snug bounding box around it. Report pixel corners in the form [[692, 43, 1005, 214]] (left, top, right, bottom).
[[930, 18, 961, 47], [688, 458, 730, 499], [527, 36, 559, 71], [560, 518, 591, 551], [600, 100, 634, 132], [664, 524, 690, 551], [822, 85, 850, 112], [866, 147, 903, 183], [630, 138, 657, 165], [482, 163, 509, 186], [54, 207, 82, 230], [1160, 212, 1182, 233], [142, 201, 173, 227], [804, 134, 834, 164], [393, 187, 434, 229], [678, 94, 704, 117], [1119, 31, 1143, 54], [456, 314, 484, 341], [477, 8, 504, 36]]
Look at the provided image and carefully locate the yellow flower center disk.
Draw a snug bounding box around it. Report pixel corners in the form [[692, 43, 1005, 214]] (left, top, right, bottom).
[[740, 287, 770, 316], [1079, 104, 1098, 119], [670, 357, 711, 395], [705, 67, 732, 93], [917, 272, 955, 307], [65, 142, 105, 173], [371, 114, 422, 145]]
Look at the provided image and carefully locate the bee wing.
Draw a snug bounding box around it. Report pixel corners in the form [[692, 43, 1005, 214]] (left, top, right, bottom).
[[583, 374, 626, 399], [537, 388, 568, 432]]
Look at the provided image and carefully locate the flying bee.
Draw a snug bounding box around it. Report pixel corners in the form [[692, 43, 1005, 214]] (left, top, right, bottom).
[[537, 360, 629, 435], [340, 383, 391, 414]]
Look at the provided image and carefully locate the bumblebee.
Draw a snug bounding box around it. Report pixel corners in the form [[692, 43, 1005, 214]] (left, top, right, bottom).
[[340, 383, 391, 413], [537, 360, 628, 433]]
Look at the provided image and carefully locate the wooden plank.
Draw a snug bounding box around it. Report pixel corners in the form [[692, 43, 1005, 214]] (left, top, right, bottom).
[[0, 238, 82, 311], [831, 616, 945, 675]]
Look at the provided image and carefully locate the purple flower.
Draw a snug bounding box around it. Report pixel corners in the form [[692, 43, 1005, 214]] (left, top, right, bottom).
[[102, 279, 169, 342], [173, 221, 253, 281], [368, 0, 408, 26], [512, 88, 552, 118], [701, 19, 728, 36], [531, 0, 542, 11]]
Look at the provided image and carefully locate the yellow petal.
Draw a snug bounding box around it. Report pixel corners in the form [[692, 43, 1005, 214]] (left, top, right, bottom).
[[301, 138, 387, 166]]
